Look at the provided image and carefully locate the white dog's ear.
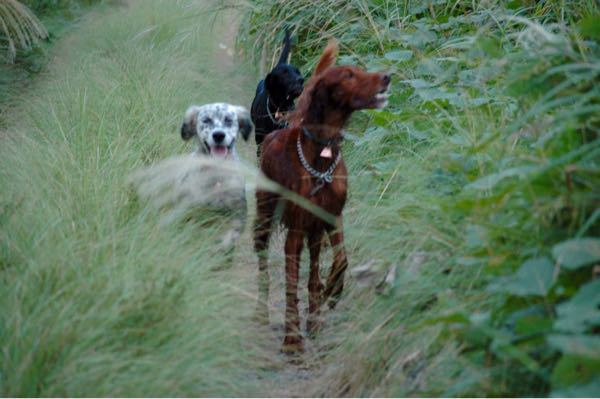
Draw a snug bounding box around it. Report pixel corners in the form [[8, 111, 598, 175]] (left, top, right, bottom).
[[181, 106, 201, 141], [234, 106, 253, 141]]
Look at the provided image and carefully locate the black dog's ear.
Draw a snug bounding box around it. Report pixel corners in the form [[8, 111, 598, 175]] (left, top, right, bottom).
[[265, 72, 275, 93], [234, 106, 253, 141], [181, 106, 200, 141]]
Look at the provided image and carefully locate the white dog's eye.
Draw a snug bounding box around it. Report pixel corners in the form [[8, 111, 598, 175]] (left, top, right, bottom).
[[202, 117, 213, 125], [224, 116, 233, 127]]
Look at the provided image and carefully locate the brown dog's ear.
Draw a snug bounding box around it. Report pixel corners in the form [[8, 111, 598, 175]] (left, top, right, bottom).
[[234, 106, 253, 141], [314, 38, 338, 76], [181, 106, 200, 141]]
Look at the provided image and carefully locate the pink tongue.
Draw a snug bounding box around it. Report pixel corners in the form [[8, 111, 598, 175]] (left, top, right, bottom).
[[211, 146, 229, 157]]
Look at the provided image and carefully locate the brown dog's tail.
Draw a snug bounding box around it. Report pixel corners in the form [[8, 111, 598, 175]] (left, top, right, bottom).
[[288, 39, 338, 127]]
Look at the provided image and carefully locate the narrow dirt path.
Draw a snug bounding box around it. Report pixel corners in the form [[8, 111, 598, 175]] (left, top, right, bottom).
[[212, 6, 335, 397]]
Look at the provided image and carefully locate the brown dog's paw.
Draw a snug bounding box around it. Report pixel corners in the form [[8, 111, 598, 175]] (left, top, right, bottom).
[[306, 317, 323, 338], [281, 335, 304, 355]]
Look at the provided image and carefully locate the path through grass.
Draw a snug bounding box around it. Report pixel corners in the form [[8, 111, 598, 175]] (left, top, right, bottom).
[[0, 0, 303, 396]]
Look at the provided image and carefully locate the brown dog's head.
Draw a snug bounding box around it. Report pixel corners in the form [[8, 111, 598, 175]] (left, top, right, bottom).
[[291, 40, 390, 129], [318, 65, 391, 110]]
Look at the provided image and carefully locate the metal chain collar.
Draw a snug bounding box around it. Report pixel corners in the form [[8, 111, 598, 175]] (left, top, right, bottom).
[[296, 133, 342, 196], [266, 96, 288, 128]]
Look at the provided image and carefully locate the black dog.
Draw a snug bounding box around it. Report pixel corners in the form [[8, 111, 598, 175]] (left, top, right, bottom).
[[250, 30, 304, 156]]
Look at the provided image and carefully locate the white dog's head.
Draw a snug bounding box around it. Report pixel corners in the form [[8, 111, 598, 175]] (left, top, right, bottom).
[[181, 103, 253, 159]]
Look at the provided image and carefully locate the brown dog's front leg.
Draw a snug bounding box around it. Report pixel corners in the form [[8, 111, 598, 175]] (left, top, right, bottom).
[[282, 230, 304, 354], [307, 232, 324, 336], [323, 219, 348, 309]]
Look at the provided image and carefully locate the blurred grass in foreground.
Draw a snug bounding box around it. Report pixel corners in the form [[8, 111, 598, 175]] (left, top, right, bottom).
[[0, 0, 269, 396]]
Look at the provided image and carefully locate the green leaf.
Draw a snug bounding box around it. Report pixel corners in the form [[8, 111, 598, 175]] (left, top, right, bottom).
[[551, 379, 600, 398], [465, 225, 488, 249], [487, 257, 554, 297], [401, 78, 431, 89], [554, 279, 600, 333], [415, 87, 459, 103], [578, 15, 600, 40], [548, 334, 600, 358], [515, 315, 553, 336], [366, 57, 392, 72], [551, 354, 600, 390], [476, 36, 503, 58], [552, 238, 600, 270], [384, 50, 413, 62], [465, 165, 538, 191]]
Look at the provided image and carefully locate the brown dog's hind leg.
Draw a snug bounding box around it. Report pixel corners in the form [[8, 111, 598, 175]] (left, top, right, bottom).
[[323, 219, 348, 309], [282, 230, 305, 354], [307, 232, 324, 336]]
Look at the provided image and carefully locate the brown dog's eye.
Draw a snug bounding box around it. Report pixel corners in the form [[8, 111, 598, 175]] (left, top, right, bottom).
[[347, 71, 354, 78]]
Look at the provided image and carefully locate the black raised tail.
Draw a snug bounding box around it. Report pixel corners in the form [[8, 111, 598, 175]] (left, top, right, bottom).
[[276, 29, 291, 65]]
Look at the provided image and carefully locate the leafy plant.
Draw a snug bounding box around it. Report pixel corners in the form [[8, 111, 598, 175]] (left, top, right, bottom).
[[0, 0, 48, 63], [240, 0, 599, 396]]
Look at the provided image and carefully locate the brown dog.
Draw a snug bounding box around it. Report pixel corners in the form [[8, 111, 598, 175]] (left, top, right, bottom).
[[254, 40, 390, 354]]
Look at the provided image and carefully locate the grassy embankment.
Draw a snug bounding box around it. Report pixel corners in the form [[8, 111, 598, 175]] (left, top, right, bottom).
[[0, 1, 272, 396], [240, 0, 599, 396]]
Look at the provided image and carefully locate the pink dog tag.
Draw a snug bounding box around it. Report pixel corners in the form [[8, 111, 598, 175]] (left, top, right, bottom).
[[320, 146, 332, 158]]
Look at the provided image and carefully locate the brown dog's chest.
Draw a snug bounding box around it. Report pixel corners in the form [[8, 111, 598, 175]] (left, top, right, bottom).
[[280, 161, 347, 229]]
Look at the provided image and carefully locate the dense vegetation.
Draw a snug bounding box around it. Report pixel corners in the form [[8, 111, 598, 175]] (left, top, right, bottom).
[[1, 0, 598, 396], [240, 0, 600, 396]]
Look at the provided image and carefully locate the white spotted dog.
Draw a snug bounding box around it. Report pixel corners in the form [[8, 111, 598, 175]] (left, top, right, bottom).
[[180, 102, 253, 255], [181, 102, 252, 160]]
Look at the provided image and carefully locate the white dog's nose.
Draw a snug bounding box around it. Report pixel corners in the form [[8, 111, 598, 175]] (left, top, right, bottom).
[[212, 131, 226, 144]]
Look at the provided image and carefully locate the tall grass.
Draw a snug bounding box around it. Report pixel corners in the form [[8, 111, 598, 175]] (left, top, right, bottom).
[[241, 0, 599, 396], [0, 0, 269, 396]]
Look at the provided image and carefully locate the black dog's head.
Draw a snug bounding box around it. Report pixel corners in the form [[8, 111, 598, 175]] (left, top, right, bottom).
[[264, 30, 304, 109], [265, 64, 304, 109]]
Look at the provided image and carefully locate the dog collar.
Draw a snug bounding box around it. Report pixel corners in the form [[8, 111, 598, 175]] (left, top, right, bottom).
[[266, 96, 288, 128], [296, 133, 342, 196], [302, 127, 344, 147]]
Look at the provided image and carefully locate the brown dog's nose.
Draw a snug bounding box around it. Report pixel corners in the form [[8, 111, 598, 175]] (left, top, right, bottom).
[[382, 74, 391, 85]]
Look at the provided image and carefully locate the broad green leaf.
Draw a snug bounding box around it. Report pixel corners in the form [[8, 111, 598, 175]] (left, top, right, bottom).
[[487, 257, 554, 297], [515, 315, 553, 336], [578, 15, 600, 40], [554, 279, 600, 333], [465, 225, 488, 249], [366, 58, 390, 72], [548, 334, 600, 358], [551, 379, 600, 398], [477, 36, 503, 58], [401, 78, 431, 89], [338, 54, 358, 65], [552, 237, 600, 270], [551, 354, 600, 390], [384, 50, 413, 62], [465, 165, 538, 191], [415, 87, 459, 102], [352, 126, 387, 146]]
